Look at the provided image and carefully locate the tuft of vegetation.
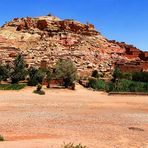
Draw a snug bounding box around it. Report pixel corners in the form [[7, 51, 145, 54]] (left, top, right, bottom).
[[33, 84, 45, 95], [62, 143, 87, 148], [0, 84, 26, 90], [0, 135, 4, 141], [88, 77, 106, 90], [95, 79, 106, 90], [55, 59, 77, 88], [36, 84, 42, 91]]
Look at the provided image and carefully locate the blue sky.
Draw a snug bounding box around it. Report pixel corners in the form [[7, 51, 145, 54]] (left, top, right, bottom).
[[0, 0, 148, 51]]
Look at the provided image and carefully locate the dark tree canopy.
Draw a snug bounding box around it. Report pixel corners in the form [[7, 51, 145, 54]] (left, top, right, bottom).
[[10, 54, 26, 84]]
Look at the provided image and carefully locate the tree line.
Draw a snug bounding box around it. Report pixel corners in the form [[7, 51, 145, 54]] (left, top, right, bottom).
[[0, 54, 77, 88]]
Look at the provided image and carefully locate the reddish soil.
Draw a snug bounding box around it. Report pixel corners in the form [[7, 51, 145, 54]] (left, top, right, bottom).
[[0, 85, 148, 148]]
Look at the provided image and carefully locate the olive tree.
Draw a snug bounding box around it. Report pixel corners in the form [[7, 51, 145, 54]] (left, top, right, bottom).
[[28, 67, 46, 86], [55, 59, 77, 88]]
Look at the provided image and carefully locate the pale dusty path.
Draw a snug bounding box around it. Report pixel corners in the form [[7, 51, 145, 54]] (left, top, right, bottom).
[[0, 85, 148, 148]]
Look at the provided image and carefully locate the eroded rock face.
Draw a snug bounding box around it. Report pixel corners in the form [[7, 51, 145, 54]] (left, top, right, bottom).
[[37, 20, 48, 30], [55, 20, 99, 36], [109, 40, 148, 72], [0, 15, 147, 79]]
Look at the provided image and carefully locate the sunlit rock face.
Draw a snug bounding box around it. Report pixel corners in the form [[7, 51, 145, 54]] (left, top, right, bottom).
[[0, 15, 147, 78]]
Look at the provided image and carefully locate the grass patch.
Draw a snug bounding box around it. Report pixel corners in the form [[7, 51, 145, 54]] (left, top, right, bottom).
[[62, 143, 87, 148], [0, 135, 4, 141], [0, 84, 26, 90]]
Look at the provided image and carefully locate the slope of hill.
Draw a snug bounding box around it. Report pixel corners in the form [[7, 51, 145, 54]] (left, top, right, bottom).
[[0, 15, 147, 78]]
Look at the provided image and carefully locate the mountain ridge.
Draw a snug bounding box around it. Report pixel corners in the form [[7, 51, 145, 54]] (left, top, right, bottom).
[[0, 15, 147, 78]]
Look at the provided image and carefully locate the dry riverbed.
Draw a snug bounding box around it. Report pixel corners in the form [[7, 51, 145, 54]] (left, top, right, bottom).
[[0, 85, 148, 148]]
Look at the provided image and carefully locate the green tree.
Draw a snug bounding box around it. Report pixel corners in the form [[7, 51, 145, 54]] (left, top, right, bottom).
[[28, 67, 46, 86], [55, 59, 77, 88], [46, 69, 52, 88], [28, 67, 39, 86], [0, 64, 10, 83], [112, 66, 122, 82], [10, 54, 26, 84]]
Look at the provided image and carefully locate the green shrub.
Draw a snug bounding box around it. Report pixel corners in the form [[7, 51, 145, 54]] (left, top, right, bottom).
[[108, 80, 148, 92], [95, 80, 106, 90], [129, 81, 148, 92], [55, 59, 77, 88], [88, 77, 106, 90], [106, 81, 114, 92], [114, 80, 132, 92], [62, 143, 87, 148], [0, 135, 4, 141], [33, 84, 45, 95], [0, 84, 26, 90], [34, 90, 45, 95], [88, 77, 97, 89], [36, 84, 42, 91]]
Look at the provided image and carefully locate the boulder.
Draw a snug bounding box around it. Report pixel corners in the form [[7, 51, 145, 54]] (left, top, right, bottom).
[[37, 20, 48, 30]]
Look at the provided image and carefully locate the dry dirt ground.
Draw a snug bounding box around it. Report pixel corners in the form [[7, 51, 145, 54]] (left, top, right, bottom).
[[0, 84, 148, 148]]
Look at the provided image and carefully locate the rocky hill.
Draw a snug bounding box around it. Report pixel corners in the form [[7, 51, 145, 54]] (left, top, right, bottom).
[[0, 15, 147, 78]]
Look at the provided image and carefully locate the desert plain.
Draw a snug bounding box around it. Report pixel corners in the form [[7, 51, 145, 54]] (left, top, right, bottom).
[[0, 84, 148, 148]]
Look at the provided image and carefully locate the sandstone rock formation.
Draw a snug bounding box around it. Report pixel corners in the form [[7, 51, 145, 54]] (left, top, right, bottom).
[[109, 40, 148, 72], [0, 15, 147, 79]]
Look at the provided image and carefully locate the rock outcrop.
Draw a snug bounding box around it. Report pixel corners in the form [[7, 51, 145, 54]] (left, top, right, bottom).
[[0, 15, 147, 79], [109, 40, 148, 72]]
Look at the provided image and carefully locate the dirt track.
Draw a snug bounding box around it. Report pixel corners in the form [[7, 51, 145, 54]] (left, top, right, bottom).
[[0, 85, 148, 148]]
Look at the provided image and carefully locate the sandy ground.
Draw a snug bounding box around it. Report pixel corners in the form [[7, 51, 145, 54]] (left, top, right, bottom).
[[0, 84, 148, 148]]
